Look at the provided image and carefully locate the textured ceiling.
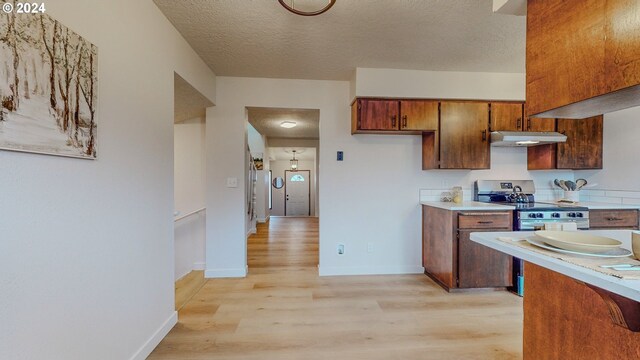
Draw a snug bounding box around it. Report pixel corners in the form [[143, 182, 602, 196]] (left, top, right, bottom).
[[174, 73, 214, 123], [248, 107, 319, 139], [154, 0, 526, 80]]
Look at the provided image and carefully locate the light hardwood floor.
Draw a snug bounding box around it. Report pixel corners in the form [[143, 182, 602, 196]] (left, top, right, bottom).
[[149, 217, 523, 359]]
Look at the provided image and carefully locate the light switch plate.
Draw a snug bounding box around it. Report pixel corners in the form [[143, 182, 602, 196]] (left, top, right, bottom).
[[226, 177, 238, 188]]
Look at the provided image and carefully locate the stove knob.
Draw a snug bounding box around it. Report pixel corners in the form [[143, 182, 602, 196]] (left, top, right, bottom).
[[568, 212, 576, 218], [536, 213, 544, 218], [576, 212, 584, 218], [552, 213, 561, 218], [528, 213, 537, 218]]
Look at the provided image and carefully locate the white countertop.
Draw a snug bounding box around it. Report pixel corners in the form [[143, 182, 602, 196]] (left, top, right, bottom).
[[578, 202, 640, 210], [420, 201, 515, 211], [470, 230, 640, 302]]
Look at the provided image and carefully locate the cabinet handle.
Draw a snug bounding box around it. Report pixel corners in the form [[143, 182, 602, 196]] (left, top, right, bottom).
[[607, 217, 623, 221], [478, 221, 494, 224], [391, 115, 397, 128], [517, 118, 522, 129], [481, 130, 487, 141], [527, 118, 531, 130], [402, 115, 407, 128]]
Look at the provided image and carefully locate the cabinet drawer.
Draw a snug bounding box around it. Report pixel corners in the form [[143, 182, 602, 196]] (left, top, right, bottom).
[[590, 209, 639, 229], [458, 212, 512, 229]]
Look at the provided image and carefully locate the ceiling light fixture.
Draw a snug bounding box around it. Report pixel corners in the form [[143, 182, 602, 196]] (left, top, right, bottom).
[[290, 150, 299, 171], [280, 121, 297, 128], [278, 0, 336, 16]]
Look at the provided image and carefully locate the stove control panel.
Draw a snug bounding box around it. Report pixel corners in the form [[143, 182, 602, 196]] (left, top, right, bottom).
[[518, 210, 590, 230]]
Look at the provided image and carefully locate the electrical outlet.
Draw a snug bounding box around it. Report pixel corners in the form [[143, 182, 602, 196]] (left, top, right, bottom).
[[337, 243, 345, 255], [226, 177, 238, 188], [367, 243, 373, 253]]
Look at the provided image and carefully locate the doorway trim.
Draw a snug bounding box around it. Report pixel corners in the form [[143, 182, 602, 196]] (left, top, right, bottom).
[[284, 170, 311, 216]]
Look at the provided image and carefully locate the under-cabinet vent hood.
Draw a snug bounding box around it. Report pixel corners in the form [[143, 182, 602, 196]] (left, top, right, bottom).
[[490, 131, 567, 147]]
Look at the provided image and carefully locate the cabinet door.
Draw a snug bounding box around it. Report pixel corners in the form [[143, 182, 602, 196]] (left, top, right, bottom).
[[557, 116, 603, 169], [526, 0, 606, 116], [605, 0, 640, 93], [358, 99, 399, 131], [440, 102, 490, 169], [400, 100, 438, 131], [457, 230, 513, 289], [491, 102, 524, 131], [525, 117, 556, 132]]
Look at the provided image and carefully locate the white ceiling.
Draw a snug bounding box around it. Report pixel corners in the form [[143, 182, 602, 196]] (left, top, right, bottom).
[[174, 73, 214, 123], [269, 147, 316, 161], [248, 107, 319, 139], [154, 0, 526, 81]]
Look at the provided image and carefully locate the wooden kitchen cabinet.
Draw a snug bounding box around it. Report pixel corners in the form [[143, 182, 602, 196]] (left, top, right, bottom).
[[490, 102, 524, 131], [526, 0, 640, 118], [527, 115, 603, 170], [589, 209, 640, 229], [351, 99, 438, 133], [399, 100, 438, 131], [524, 117, 555, 132], [440, 102, 490, 169], [557, 116, 603, 169], [422, 206, 513, 291]]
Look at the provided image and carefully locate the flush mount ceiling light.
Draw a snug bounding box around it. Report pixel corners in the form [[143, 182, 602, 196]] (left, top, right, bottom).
[[290, 150, 299, 171], [278, 0, 336, 16], [280, 121, 297, 128]]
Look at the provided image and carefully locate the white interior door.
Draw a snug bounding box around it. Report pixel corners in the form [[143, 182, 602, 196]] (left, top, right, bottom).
[[285, 170, 310, 216]]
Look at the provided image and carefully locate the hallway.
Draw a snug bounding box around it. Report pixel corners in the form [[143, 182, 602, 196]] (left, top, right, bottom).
[[149, 218, 523, 359]]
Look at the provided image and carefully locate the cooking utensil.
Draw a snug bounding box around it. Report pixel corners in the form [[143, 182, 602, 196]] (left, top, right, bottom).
[[565, 180, 577, 191], [576, 178, 587, 190], [558, 180, 569, 191]]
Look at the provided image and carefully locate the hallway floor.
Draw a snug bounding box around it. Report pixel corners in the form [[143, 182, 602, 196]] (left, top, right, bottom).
[[149, 217, 523, 359]]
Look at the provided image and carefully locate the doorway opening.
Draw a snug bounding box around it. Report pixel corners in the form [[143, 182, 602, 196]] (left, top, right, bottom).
[[246, 107, 319, 272]]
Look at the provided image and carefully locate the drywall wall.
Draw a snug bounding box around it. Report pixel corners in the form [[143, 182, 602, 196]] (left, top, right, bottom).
[[0, 1, 216, 359], [174, 117, 206, 280], [247, 124, 270, 223], [575, 106, 640, 202], [206, 71, 573, 278], [270, 159, 317, 217]]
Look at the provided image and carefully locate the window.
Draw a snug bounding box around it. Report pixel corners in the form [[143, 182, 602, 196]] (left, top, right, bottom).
[[290, 174, 305, 182]]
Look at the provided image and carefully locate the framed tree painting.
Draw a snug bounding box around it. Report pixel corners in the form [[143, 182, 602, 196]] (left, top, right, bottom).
[[0, 9, 98, 159]]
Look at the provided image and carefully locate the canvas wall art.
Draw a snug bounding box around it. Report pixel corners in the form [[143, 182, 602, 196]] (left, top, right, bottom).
[[0, 8, 98, 159]]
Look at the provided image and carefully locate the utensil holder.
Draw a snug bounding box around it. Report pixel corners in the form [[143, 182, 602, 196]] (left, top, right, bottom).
[[564, 190, 580, 202]]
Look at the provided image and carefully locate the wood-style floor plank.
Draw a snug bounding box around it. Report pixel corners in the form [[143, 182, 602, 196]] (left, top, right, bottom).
[[150, 217, 523, 359]]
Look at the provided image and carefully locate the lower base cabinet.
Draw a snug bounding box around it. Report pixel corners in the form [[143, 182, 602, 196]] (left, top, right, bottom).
[[422, 205, 513, 291]]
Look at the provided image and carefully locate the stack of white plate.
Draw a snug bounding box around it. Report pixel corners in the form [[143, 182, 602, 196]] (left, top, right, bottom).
[[530, 230, 631, 258]]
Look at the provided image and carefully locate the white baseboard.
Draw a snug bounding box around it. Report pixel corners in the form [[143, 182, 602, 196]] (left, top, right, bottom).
[[318, 265, 425, 277], [193, 262, 206, 271], [129, 311, 177, 360], [205, 266, 247, 278]]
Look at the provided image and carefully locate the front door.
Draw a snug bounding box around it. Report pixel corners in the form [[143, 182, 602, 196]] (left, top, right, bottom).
[[285, 170, 310, 216]]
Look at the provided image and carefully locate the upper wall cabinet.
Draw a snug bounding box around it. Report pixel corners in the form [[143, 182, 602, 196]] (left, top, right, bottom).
[[351, 99, 438, 134], [527, 115, 603, 170], [526, 0, 640, 118], [440, 102, 490, 169], [490, 102, 524, 132]]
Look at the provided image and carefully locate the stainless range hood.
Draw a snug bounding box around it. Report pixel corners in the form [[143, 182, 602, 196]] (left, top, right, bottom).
[[490, 131, 567, 147]]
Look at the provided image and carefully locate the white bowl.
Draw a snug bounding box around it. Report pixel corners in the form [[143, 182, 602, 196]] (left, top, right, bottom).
[[534, 230, 622, 254]]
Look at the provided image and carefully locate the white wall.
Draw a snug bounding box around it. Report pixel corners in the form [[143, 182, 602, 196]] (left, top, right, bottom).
[[270, 159, 317, 216], [174, 117, 206, 280], [247, 124, 270, 223], [205, 71, 574, 279], [0, 1, 216, 359], [574, 106, 640, 204]]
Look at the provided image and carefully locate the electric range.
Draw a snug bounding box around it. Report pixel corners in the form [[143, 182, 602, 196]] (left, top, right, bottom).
[[474, 180, 590, 296]]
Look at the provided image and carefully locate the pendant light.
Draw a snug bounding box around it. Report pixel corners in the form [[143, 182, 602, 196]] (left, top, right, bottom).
[[290, 150, 299, 171], [278, 0, 336, 16]]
